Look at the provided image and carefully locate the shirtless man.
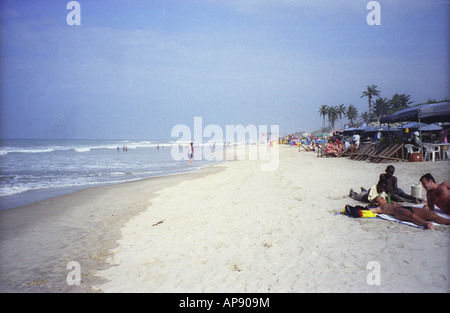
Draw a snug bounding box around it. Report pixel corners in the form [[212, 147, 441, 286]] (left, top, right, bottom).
[[370, 195, 450, 229], [380, 165, 423, 204], [419, 173, 450, 214]]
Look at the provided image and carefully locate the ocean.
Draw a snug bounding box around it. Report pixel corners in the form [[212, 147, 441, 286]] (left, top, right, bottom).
[[0, 139, 221, 210]]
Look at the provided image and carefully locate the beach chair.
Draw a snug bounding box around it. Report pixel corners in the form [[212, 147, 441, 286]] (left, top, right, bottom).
[[349, 143, 368, 159], [298, 143, 310, 152], [423, 144, 440, 162], [337, 145, 352, 158], [364, 143, 392, 161], [350, 143, 373, 160], [316, 144, 328, 157], [370, 144, 405, 163], [356, 143, 385, 161]]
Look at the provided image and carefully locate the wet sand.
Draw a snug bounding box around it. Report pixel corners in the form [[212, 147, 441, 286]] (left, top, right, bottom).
[[0, 166, 223, 292]]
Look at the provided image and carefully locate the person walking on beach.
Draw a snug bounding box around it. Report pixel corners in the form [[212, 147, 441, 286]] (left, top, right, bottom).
[[188, 142, 194, 165], [380, 165, 423, 204], [420, 173, 450, 214], [370, 195, 450, 229]]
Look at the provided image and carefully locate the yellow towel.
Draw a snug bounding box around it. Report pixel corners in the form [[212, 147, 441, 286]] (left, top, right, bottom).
[[360, 210, 377, 218]]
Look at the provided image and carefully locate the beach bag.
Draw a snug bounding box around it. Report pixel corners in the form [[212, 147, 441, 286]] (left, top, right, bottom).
[[342, 204, 376, 218]]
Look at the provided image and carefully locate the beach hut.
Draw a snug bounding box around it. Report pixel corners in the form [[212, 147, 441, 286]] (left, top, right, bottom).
[[342, 127, 366, 135], [399, 122, 428, 130], [399, 122, 442, 132], [380, 102, 450, 153], [379, 102, 450, 124], [360, 125, 401, 141], [420, 123, 442, 132]]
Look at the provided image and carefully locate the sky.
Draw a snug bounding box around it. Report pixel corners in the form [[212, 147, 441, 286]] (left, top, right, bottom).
[[0, 0, 449, 140]]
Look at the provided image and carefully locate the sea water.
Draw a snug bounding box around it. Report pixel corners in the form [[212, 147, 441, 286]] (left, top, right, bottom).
[[0, 139, 220, 210]]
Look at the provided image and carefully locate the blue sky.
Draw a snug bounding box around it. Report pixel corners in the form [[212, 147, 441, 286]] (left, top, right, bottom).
[[1, 0, 448, 139]]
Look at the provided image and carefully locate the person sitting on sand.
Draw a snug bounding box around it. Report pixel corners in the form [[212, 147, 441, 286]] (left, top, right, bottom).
[[369, 195, 450, 229], [420, 173, 450, 214], [380, 165, 424, 204], [349, 178, 388, 203]]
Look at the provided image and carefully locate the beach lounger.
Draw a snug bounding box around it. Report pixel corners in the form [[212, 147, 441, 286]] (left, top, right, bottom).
[[354, 143, 384, 161], [369, 144, 404, 163], [338, 146, 352, 157], [298, 143, 310, 152], [349, 143, 373, 160], [349, 143, 371, 160], [348, 143, 405, 163], [362, 143, 391, 161], [316, 144, 327, 157]]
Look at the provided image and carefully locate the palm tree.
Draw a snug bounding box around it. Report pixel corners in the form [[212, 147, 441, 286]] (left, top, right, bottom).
[[337, 104, 346, 128], [389, 93, 412, 112], [361, 85, 380, 119], [360, 112, 370, 124], [318, 105, 328, 131], [327, 106, 338, 129], [346, 104, 358, 127], [373, 97, 390, 122]]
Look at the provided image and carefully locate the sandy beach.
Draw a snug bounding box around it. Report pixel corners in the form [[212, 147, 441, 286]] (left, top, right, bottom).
[[1, 144, 449, 293], [0, 166, 223, 292]]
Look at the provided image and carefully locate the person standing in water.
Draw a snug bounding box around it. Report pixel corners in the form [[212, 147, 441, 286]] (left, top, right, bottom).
[[188, 142, 194, 165]]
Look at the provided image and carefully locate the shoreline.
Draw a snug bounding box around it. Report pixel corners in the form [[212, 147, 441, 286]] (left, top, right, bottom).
[[0, 163, 225, 292], [1, 144, 449, 293], [0, 162, 217, 211]]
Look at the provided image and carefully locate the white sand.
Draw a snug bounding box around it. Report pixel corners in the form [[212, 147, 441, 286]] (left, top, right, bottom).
[[95, 145, 450, 293]]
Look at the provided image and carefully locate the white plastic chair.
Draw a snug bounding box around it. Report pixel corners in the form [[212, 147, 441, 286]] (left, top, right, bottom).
[[423, 145, 440, 161], [404, 144, 421, 159], [443, 146, 450, 160]]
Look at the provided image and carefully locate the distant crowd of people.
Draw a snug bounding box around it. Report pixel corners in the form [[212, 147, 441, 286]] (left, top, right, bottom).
[[280, 132, 362, 157]]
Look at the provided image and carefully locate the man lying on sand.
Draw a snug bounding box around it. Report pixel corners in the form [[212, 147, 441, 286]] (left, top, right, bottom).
[[370, 195, 450, 229], [420, 173, 450, 214]]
